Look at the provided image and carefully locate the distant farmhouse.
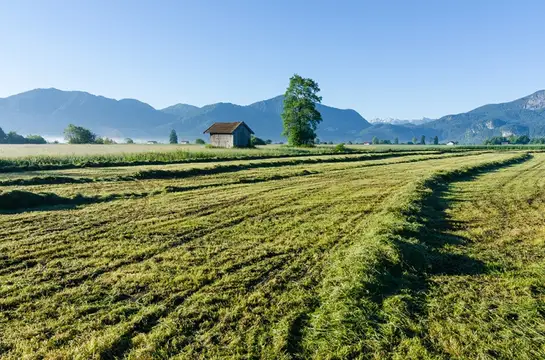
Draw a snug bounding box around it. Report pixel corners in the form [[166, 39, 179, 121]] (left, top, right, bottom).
[[446, 141, 458, 146], [204, 122, 254, 148], [179, 140, 190, 145]]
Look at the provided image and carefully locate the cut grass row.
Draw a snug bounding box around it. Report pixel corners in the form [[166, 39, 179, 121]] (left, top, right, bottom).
[[0, 150, 469, 188], [0, 152, 489, 211], [0, 144, 480, 173], [400, 153, 545, 359], [0, 152, 524, 358], [0, 151, 442, 180]]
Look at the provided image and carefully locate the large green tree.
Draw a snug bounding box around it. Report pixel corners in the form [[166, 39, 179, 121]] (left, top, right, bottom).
[[281, 74, 323, 146], [0, 127, 6, 143], [64, 124, 96, 144], [169, 129, 178, 144]]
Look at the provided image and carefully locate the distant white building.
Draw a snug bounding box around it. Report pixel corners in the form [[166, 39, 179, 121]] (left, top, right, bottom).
[[180, 140, 190, 145], [446, 141, 458, 146]]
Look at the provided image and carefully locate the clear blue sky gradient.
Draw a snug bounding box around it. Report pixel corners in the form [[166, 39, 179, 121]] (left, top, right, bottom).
[[1, 0, 544, 119]]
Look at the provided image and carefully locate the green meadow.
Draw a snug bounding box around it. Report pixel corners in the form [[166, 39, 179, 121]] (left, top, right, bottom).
[[0, 146, 543, 359]]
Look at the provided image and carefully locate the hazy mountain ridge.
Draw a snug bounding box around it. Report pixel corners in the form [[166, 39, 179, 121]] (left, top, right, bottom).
[[361, 90, 545, 143], [1, 88, 544, 143], [422, 90, 545, 143], [160, 95, 372, 141], [0, 88, 173, 138], [0, 89, 371, 142]]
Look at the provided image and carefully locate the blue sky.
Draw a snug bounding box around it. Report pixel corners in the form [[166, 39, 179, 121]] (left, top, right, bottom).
[[1, 0, 544, 119]]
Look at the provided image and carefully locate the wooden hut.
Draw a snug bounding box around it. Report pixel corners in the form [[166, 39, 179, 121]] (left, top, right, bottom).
[[203, 122, 254, 148]]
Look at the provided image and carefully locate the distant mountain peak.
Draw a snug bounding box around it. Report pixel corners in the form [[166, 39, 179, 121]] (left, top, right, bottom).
[[524, 90, 545, 110], [368, 117, 434, 125]]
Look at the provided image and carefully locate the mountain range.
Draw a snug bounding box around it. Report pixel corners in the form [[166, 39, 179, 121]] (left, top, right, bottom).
[[0, 88, 544, 144], [368, 117, 435, 126]]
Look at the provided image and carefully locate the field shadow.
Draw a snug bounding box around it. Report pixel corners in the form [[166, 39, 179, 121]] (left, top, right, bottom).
[[367, 187, 488, 307], [0, 190, 145, 214], [365, 167, 519, 353]]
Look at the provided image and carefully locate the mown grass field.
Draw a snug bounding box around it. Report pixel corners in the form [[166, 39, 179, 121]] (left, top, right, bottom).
[[0, 147, 543, 359]]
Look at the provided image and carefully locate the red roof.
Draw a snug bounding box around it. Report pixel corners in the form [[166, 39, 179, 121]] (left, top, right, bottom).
[[203, 122, 254, 135]]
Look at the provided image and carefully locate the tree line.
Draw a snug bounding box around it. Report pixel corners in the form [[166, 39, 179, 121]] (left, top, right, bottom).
[[0, 127, 47, 144], [483, 135, 533, 145], [370, 135, 439, 145]]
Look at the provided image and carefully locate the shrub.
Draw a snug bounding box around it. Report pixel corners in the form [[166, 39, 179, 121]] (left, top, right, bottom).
[[334, 143, 346, 152], [251, 135, 267, 146], [95, 137, 116, 144]]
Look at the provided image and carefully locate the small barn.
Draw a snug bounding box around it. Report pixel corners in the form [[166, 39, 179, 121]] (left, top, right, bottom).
[[203, 122, 254, 148]]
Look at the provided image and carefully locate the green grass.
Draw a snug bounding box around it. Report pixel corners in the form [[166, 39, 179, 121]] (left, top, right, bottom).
[[0, 144, 481, 173], [0, 144, 358, 172], [0, 149, 543, 358], [405, 153, 545, 359]]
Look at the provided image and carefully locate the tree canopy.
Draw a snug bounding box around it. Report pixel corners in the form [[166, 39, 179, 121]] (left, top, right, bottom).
[[169, 130, 178, 144], [25, 135, 47, 144], [281, 74, 323, 146], [64, 124, 97, 144]]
